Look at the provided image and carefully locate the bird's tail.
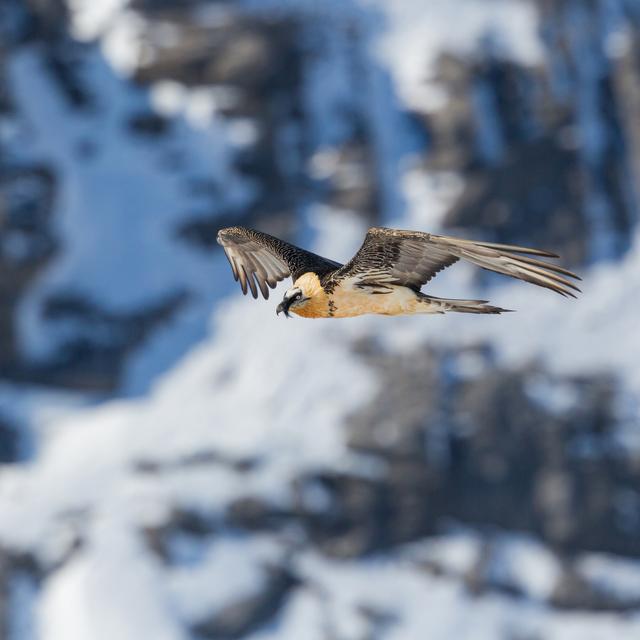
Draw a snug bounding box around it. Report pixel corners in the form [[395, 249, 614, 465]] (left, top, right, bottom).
[[420, 294, 512, 315]]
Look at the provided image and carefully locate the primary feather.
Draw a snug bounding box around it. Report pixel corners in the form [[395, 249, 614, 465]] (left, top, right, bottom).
[[326, 227, 581, 298], [217, 226, 341, 299]]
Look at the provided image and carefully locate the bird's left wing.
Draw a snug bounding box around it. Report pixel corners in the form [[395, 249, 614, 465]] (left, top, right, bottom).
[[331, 227, 581, 297], [217, 226, 342, 299]]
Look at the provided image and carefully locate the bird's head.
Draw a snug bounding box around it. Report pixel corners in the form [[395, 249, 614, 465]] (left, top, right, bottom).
[[276, 287, 309, 318]]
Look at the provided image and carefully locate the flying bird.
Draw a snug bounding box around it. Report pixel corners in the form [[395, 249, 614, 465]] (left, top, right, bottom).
[[217, 226, 580, 318]]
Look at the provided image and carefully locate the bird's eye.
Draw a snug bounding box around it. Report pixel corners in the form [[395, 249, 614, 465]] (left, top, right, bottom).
[[295, 292, 303, 300]]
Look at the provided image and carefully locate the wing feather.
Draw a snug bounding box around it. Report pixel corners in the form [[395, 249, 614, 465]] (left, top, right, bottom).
[[331, 227, 580, 297], [217, 226, 342, 300]]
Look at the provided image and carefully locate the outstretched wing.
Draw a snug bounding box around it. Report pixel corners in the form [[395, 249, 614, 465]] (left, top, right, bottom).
[[331, 227, 581, 297], [217, 226, 342, 299]]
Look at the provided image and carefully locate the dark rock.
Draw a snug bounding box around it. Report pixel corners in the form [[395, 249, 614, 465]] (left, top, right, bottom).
[[10, 290, 189, 390], [42, 41, 94, 109], [551, 565, 640, 612], [134, 451, 260, 475], [177, 214, 254, 252], [0, 416, 20, 464], [357, 603, 400, 637], [132, 13, 292, 92], [317, 141, 380, 219], [0, 548, 41, 639], [143, 508, 217, 564], [296, 343, 640, 560], [422, 5, 640, 264], [0, 165, 57, 376], [226, 497, 289, 532], [445, 136, 588, 266], [192, 565, 299, 640], [23, 0, 69, 41], [142, 8, 387, 247], [0, 166, 57, 260], [0, 0, 31, 48], [127, 111, 172, 137], [0, 548, 7, 638], [292, 472, 380, 558]]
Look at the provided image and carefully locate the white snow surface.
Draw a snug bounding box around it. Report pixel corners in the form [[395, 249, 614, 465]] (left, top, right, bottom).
[[261, 552, 640, 640], [578, 553, 640, 601], [2, 0, 640, 639]]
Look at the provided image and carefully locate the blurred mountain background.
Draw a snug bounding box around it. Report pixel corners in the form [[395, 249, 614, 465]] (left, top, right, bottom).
[[1, 0, 640, 638]]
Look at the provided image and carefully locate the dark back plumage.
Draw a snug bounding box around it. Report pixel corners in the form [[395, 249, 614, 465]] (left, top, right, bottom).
[[324, 227, 458, 292], [217, 227, 342, 299]]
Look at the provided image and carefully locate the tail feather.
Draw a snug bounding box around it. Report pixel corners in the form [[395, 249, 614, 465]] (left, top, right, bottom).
[[422, 294, 512, 315]]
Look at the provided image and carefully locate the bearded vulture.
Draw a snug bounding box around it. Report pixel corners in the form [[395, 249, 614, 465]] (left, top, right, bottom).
[[217, 226, 580, 318]]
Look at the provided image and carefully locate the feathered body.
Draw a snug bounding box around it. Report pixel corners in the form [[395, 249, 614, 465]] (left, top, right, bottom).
[[217, 226, 580, 319], [291, 273, 481, 318]]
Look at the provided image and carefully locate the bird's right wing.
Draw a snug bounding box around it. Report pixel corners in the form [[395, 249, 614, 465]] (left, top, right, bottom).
[[217, 226, 342, 299], [332, 227, 581, 297]]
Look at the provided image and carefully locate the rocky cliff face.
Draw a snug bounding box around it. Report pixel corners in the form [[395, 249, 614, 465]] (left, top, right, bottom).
[[438, 0, 640, 265], [1, 1, 640, 639]]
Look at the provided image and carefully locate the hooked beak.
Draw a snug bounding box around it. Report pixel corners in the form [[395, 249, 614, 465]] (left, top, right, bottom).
[[276, 299, 291, 318]]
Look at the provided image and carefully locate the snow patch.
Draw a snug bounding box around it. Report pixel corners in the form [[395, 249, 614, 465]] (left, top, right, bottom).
[[367, 0, 544, 111]]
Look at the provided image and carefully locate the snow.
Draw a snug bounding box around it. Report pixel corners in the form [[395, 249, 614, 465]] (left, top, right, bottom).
[[287, 551, 640, 640], [525, 375, 582, 416], [101, 10, 147, 76], [66, 0, 147, 76], [397, 168, 466, 231], [366, 0, 544, 111], [403, 530, 482, 575], [0, 302, 375, 633], [0, 292, 377, 551], [166, 535, 282, 623], [404, 532, 562, 602], [38, 532, 185, 640], [66, 0, 130, 41], [246, 588, 326, 640], [578, 553, 640, 601], [487, 535, 563, 601]]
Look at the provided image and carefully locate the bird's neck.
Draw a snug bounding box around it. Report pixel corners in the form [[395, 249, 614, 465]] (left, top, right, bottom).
[[292, 272, 330, 318]]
